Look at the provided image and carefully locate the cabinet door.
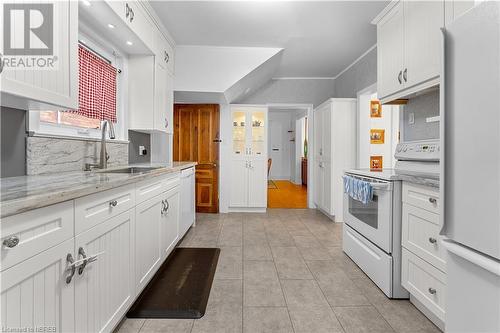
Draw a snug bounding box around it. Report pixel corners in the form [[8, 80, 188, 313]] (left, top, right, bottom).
[[127, 2, 154, 50], [249, 110, 267, 159], [404, 1, 444, 88], [165, 72, 174, 134], [162, 187, 180, 259], [135, 194, 163, 292], [229, 160, 248, 207], [231, 110, 248, 158], [0, 239, 75, 333], [313, 108, 323, 207], [377, 1, 404, 99], [154, 60, 168, 132], [248, 159, 267, 208], [74, 210, 135, 333], [0, 0, 78, 109]]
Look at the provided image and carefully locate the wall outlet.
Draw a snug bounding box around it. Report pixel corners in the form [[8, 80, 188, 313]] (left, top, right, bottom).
[[408, 113, 415, 125], [139, 145, 147, 156]]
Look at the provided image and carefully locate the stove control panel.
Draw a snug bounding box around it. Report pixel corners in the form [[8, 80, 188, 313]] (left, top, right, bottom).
[[395, 139, 440, 161]]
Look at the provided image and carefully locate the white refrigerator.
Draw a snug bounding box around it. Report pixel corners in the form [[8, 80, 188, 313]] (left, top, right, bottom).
[[441, 2, 500, 332]]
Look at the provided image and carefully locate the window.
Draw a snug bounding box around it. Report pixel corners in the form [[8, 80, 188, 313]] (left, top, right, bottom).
[[29, 32, 125, 140]]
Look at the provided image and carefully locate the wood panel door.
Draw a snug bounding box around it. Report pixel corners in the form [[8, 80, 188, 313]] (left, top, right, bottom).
[[174, 104, 220, 213]]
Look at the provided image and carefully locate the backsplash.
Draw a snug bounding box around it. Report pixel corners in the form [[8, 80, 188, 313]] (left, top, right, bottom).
[[402, 90, 440, 141], [26, 136, 128, 175]]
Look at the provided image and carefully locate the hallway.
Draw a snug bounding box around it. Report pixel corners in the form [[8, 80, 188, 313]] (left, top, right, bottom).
[[117, 209, 439, 333], [267, 180, 307, 209]]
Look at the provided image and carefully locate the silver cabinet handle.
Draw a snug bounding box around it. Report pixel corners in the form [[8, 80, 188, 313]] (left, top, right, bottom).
[[109, 200, 118, 207], [429, 197, 437, 204], [429, 237, 437, 244], [165, 118, 168, 129], [398, 70, 403, 84], [165, 200, 170, 213], [125, 3, 130, 18], [78, 247, 87, 275], [130, 8, 134, 22], [428, 287, 437, 295], [161, 200, 166, 214], [403, 68, 408, 82], [3, 236, 19, 249], [66, 254, 76, 284]]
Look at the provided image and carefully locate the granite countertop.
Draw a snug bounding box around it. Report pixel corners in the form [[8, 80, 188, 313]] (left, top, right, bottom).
[[0, 162, 196, 218]]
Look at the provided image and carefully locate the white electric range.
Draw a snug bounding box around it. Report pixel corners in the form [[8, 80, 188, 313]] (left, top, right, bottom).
[[342, 139, 440, 299]]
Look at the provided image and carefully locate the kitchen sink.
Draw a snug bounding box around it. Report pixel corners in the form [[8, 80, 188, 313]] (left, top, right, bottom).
[[99, 167, 161, 174]]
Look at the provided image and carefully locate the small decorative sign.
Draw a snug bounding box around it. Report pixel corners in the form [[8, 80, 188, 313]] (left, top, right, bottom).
[[370, 156, 383, 170], [370, 129, 385, 144], [370, 100, 382, 118]]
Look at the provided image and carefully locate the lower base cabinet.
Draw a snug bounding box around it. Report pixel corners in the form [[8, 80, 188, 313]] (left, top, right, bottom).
[[0, 239, 75, 333], [74, 210, 135, 333], [162, 187, 180, 259], [135, 194, 164, 293]]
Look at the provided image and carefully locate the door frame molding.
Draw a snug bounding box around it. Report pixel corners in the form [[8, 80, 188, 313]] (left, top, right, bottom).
[[266, 103, 314, 209]]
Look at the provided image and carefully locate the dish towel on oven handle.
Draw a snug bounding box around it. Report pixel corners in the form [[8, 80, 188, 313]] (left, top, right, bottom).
[[342, 175, 373, 204]]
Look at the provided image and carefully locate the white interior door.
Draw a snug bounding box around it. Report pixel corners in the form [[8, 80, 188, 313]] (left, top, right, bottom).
[[269, 120, 283, 179]]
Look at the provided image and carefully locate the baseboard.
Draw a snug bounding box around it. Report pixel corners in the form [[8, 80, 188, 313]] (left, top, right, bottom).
[[227, 207, 267, 213]]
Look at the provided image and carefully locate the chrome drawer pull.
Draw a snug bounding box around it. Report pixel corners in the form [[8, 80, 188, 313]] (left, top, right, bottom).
[[109, 200, 118, 207], [3, 236, 19, 249], [78, 247, 88, 275], [429, 237, 437, 244], [428, 287, 437, 295], [66, 254, 76, 284], [428, 197, 437, 204]]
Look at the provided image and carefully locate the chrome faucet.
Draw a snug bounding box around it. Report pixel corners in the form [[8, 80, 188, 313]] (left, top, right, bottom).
[[85, 120, 116, 171]]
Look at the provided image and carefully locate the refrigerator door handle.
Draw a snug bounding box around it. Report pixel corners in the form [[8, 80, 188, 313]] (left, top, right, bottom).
[[439, 27, 448, 237]]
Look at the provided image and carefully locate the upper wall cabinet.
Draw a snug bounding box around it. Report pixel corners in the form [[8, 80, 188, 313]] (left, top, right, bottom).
[[0, 1, 78, 110], [375, 0, 444, 103]]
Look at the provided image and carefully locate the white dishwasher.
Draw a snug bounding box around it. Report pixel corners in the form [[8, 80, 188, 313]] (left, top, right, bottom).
[[180, 167, 196, 237]]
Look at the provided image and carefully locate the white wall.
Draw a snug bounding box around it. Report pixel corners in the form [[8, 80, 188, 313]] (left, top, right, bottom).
[[357, 87, 400, 169]]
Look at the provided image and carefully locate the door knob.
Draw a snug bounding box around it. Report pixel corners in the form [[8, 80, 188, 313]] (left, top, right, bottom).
[[428, 287, 437, 295], [3, 236, 19, 249], [428, 197, 437, 204]]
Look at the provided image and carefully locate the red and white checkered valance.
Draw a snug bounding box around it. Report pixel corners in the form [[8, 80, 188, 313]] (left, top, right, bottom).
[[70, 46, 117, 122]]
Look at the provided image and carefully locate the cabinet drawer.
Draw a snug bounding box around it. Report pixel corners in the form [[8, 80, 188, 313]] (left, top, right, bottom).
[[403, 182, 439, 214], [1, 201, 74, 271], [402, 203, 446, 271], [135, 174, 179, 205], [75, 185, 135, 234], [402, 248, 446, 321]]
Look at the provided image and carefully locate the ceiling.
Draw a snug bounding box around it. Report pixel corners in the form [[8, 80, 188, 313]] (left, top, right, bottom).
[[150, 1, 388, 78]]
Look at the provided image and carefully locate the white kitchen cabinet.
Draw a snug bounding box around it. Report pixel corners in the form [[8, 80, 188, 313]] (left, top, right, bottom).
[[445, 0, 475, 26], [229, 105, 268, 210], [180, 167, 196, 237], [161, 186, 180, 259], [376, 1, 404, 99], [134, 193, 163, 293], [104, 1, 153, 51], [74, 210, 135, 333], [374, 0, 444, 103], [0, 0, 78, 110], [0, 239, 75, 333], [313, 99, 356, 221]]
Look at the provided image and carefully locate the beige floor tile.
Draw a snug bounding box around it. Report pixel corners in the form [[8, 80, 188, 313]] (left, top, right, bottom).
[[243, 244, 273, 261], [292, 234, 321, 247], [374, 300, 442, 333], [288, 305, 344, 333], [243, 261, 286, 307], [191, 305, 242, 333], [281, 279, 330, 308], [215, 247, 242, 279], [115, 319, 145, 333], [243, 307, 293, 333], [207, 279, 243, 307], [352, 275, 391, 306], [297, 246, 332, 260], [218, 223, 243, 246], [333, 306, 395, 333], [271, 247, 313, 279], [139, 319, 193, 333]]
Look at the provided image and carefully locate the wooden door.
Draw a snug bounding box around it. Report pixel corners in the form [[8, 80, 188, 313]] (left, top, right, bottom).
[[174, 104, 220, 213]]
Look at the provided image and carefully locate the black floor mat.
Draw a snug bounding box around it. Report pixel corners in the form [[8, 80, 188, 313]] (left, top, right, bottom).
[[127, 247, 220, 319]]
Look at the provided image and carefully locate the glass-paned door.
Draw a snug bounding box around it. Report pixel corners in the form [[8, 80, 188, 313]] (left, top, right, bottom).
[[251, 111, 265, 157], [232, 111, 247, 156]]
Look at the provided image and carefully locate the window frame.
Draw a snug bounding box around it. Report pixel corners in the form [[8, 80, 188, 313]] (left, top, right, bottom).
[[28, 30, 127, 141]]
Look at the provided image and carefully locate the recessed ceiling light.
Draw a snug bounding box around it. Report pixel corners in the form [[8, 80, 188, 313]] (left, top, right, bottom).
[[107, 23, 115, 29], [82, 0, 91, 7], [126, 41, 133, 46]]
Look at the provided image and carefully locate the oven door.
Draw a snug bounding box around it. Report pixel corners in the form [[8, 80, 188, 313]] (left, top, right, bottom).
[[343, 178, 393, 253]]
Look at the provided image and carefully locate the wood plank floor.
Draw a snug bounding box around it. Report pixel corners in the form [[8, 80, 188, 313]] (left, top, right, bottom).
[[267, 180, 307, 209]]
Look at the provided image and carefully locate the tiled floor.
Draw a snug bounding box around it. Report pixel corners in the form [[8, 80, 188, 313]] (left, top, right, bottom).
[[116, 209, 441, 333]]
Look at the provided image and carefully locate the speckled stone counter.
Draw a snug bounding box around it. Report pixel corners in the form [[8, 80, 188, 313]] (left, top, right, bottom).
[[0, 162, 196, 218]]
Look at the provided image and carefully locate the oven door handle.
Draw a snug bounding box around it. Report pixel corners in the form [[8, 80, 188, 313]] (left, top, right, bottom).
[[370, 182, 392, 191]]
